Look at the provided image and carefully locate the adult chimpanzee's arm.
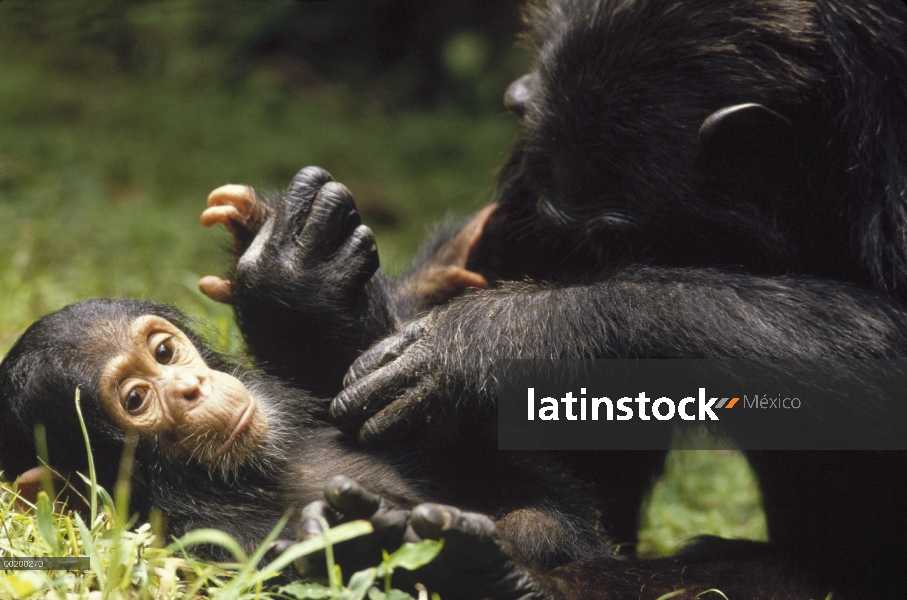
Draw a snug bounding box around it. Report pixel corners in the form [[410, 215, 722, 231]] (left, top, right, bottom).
[[331, 267, 907, 447]]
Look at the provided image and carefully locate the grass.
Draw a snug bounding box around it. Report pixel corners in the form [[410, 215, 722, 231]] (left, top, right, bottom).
[[1, 429, 765, 599], [0, 1, 519, 355], [638, 442, 767, 557], [0, 475, 437, 599], [0, 446, 766, 598], [0, 3, 767, 596]]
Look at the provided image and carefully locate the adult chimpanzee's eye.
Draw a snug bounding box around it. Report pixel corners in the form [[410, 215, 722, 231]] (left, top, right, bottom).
[[124, 386, 148, 412], [155, 339, 175, 364]]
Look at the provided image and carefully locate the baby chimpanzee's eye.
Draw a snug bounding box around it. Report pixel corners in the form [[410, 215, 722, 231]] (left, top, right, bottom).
[[155, 339, 175, 364], [124, 386, 148, 412]]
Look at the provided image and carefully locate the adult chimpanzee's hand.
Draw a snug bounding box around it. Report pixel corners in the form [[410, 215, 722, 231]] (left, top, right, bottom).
[[331, 296, 500, 448], [293, 476, 546, 600]]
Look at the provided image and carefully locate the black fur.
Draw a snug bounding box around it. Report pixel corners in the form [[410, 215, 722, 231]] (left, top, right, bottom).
[[194, 165, 840, 598], [329, 1, 907, 597], [490, 0, 907, 291]]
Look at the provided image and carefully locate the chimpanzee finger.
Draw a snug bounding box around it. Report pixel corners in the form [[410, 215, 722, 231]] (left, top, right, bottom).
[[407, 503, 543, 600], [340, 338, 398, 389], [331, 364, 414, 435], [357, 381, 439, 449], [273, 166, 333, 242], [266, 538, 294, 561], [333, 224, 379, 288], [298, 499, 340, 541], [410, 504, 502, 567], [293, 498, 343, 576], [203, 185, 274, 256], [323, 476, 383, 519], [366, 507, 411, 554], [198, 275, 233, 304], [342, 318, 427, 387], [298, 182, 362, 258], [297, 478, 412, 578], [204, 185, 265, 232], [200, 204, 243, 233], [206, 184, 257, 210]]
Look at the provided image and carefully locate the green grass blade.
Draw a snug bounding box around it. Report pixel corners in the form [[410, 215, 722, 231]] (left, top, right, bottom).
[[73, 512, 104, 589], [74, 388, 98, 525], [35, 491, 61, 555], [254, 520, 374, 583], [167, 529, 249, 563]]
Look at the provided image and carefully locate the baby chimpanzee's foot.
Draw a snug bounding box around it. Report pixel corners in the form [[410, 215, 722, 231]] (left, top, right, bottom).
[[199, 184, 273, 303]]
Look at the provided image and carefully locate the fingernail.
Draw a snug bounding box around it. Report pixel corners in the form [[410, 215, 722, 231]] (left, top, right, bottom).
[[416, 504, 445, 526]]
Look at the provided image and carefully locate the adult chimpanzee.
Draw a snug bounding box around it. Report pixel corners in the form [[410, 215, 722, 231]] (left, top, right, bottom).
[[285, 0, 907, 597]]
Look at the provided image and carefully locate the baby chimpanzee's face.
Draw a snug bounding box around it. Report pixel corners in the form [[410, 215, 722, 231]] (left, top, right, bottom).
[[100, 315, 268, 468]]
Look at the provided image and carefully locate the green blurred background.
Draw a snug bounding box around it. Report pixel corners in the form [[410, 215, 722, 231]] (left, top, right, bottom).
[[0, 0, 765, 556], [0, 0, 529, 353]]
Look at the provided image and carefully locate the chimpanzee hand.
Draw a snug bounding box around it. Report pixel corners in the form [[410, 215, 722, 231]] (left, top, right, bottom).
[[200, 166, 379, 310], [199, 167, 392, 391], [294, 476, 546, 600], [331, 299, 495, 448]]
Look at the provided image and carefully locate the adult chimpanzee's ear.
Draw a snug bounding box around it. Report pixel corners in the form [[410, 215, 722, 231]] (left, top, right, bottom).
[[697, 103, 801, 202]]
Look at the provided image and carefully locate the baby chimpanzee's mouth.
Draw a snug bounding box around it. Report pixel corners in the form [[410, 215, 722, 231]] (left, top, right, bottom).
[[213, 398, 257, 459]]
